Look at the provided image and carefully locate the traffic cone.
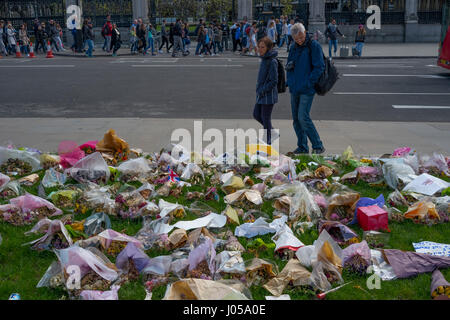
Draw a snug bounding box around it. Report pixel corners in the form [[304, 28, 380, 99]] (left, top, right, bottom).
[[46, 40, 54, 58], [29, 42, 35, 58], [15, 44, 22, 58]]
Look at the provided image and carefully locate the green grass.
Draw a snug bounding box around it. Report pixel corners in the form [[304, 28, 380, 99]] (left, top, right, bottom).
[[0, 155, 449, 300]]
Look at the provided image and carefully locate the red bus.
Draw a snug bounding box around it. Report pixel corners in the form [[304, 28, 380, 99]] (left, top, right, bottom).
[[438, 1, 450, 69]]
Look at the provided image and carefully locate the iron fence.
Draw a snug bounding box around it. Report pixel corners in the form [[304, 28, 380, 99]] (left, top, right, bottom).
[[82, 0, 132, 27], [325, 11, 405, 25], [418, 11, 444, 24], [0, 0, 65, 29]]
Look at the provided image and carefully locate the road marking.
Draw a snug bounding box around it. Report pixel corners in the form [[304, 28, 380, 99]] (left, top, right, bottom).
[[131, 64, 243, 68], [425, 64, 438, 67], [392, 105, 450, 109], [0, 65, 75, 68], [343, 74, 446, 79], [334, 92, 450, 95], [337, 64, 413, 68], [111, 58, 178, 63]]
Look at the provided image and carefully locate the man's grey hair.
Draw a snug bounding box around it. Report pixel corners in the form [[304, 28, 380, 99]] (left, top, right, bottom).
[[291, 23, 306, 36]]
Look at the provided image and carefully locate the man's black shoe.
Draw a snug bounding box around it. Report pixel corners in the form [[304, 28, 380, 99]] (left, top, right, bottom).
[[312, 147, 326, 155]]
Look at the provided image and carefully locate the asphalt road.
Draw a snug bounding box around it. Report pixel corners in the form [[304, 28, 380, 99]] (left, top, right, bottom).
[[0, 54, 449, 121]]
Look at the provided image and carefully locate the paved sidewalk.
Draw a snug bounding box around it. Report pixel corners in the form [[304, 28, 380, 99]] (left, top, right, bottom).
[[51, 42, 440, 59], [0, 118, 448, 156]]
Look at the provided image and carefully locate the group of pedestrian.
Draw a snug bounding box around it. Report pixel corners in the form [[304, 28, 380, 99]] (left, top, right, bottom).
[[194, 19, 230, 57], [0, 19, 64, 57]]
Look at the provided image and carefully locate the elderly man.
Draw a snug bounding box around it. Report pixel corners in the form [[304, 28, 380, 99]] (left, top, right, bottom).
[[286, 23, 326, 155]]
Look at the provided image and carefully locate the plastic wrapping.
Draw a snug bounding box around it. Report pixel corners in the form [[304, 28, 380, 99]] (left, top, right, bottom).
[[58, 141, 85, 169], [0, 180, 23, 197], [42, 168, 67, 188], [404, 199, 440, 221], [387, 190, 408, 207], [83, 184, 116, 214], [10, 193, 62, 216], [97, 229, 142, 251], [36, 260, 63, 288], [342, 240, 371, 270], [263, 259, 311, 296], [136, 183, 156, 199], [363, 231, 390, 249], [356, 166, 380, 182], [215, 251, 246, 274], [381, 159, 417, 190], [245, 258, 278, 287], [170, 258, 189, 278], [142, 255, 173, 276], [271, 223, 304, 252], [224, 189, 263, 207], [234, 216, 287, 238], [118, 157, 151, 176], [54, 245, 118, 282], [24, 218, 73, 251], [264, 181, 303, 199], [188, 201, 215, 217], [158, 199, 185, 219], [115, 242, 150, 273], [84, 212, 112, 237], [326, 184, 360, 222], [221, 175, 245, 194], [290, 182, 322, 223], [295, 245, 315, 268], [420, 153, 450, 176], [318, 220, 359, 245], [310, 260, 344, 292], [0, 172, 10, 189], [392, 147, 412, 157], [0, 146, 42, 172], [65, 152, 110, 184], [80, 285, 120, 300], [188, 237, 216, 276], [181, 163, 204, 181]]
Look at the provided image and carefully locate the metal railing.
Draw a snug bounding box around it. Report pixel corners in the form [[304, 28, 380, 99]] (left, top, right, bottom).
[[325, 11, 405, 25], [418, 11, 443, 24]]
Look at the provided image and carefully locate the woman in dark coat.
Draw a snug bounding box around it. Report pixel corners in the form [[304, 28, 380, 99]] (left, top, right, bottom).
[[253, 36, 279, 145], [110, 23, 122, 56]]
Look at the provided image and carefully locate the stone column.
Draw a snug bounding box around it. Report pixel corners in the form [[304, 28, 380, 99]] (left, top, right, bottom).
[[238, 0, 252, 21], [308, 0, 325, 39], [133, 0, 149, 23], [404, 0, 419, 42]]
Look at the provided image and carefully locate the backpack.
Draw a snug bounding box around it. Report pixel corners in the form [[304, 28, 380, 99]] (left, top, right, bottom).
[[245, 26, 251, 35], [306, 39, 339, 96], [275, 58, 286, 93], [101, 24, 107, 37]]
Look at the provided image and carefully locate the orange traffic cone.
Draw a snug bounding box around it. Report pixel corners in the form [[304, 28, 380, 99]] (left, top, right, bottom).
[[15, 43, 22, 58], [46, 41, 54, 58], [29, 42, 35, 58]]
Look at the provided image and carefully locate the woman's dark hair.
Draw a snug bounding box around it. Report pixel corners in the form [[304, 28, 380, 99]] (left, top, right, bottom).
[[258, 37, 274, 50]]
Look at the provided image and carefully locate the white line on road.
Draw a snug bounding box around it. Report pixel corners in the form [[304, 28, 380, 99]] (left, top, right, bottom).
[[343, 74, 446, 79], [0, 65, 75, 68], [131, 64, 243, 68], [392, 105, 450, 109], [334, 92, 450, 95], [336, 64, 413, 68]]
